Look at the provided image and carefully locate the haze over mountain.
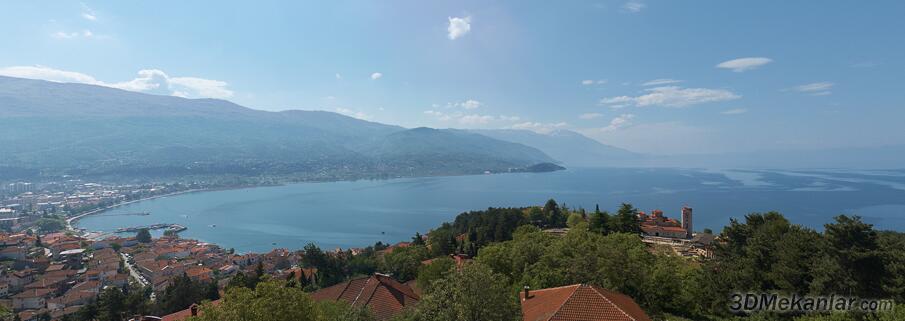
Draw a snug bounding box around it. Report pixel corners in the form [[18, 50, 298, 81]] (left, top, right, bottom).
[[0, 76, 556, 179], [472, 129, 641, 167]]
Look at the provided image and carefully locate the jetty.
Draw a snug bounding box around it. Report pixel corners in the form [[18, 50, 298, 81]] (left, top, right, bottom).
[[115, 223, 187, 234]]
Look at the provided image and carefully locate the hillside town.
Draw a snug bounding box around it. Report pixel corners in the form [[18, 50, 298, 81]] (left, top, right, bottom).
[[0, 193, 719, 320]]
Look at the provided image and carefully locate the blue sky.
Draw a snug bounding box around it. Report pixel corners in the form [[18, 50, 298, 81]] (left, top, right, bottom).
[[1, 1, 903, 154]]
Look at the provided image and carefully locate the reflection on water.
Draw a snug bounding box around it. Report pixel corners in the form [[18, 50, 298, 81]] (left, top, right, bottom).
[[77, 168, 905, 253]]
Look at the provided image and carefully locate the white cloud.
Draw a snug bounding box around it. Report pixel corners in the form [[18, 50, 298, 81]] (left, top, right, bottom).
[[424, 110, 453, 121], [600, 86, 740, 108], [581, 79, 607, 86], [622, 0, 646, 13], [435, 99, 484, 110], [0, 65, 233, 99], [335, 108, 371, 120], [459, 99, 482, 109], [498, 115, 521, 122], [510, 122, 569, 134], [51, 29, 102, 40], [424, 109, 521, 127], [167, 77, 233, 99], [791, 82, 834, 96], [579, 112, 604, 120], [81, 3, 97, 21], [721, 108, 748, 115], [716, 57, 773, 72], [370, 72, 382, 80], [599, 114, 635, 132], [642, 78, 682, 86], [459, 114, 495, 125], [447, 16, 472, 40]]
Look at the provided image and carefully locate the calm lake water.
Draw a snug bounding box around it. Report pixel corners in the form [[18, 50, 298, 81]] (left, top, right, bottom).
[[77, 168, 905, 253]]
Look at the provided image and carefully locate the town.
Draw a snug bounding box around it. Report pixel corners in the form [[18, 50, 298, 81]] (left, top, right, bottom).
[[0, 185, 723, 321]]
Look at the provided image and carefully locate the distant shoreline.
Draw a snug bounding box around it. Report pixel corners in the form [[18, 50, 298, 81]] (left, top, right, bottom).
[[66, 188, 209, 229]]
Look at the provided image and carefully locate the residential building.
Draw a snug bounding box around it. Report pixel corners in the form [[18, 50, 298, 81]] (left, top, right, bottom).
[[519, 284, 651, 321]]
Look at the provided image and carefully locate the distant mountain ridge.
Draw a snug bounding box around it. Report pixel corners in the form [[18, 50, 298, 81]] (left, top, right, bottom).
[[472, 129, 642, 167], [0, 76, 556, 179]]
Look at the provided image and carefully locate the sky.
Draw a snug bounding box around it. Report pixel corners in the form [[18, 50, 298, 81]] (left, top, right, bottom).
[[1, 1, 904, 155]]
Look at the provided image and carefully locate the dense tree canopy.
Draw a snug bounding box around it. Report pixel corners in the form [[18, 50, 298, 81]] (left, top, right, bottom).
[[399, 263, 520, 321], [188, 280, 371, 321]]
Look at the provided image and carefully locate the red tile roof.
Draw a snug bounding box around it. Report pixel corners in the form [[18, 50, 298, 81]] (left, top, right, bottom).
[[520, 284, 651, 321], [161, 300, 220, 321], [311, 274, 419, 321]]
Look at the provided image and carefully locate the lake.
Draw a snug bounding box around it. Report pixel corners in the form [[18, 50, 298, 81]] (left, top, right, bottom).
[[76, 168, 905, 253]]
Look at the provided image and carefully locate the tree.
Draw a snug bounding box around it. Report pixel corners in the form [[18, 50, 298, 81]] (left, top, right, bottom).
[[566, 212, 584, 228], [35, 217, 66, 233], [154, 273, 218, 316], [416, 257, 455, 292], [136, 228, 152, 243], [543, 199, 565, 228], [428, 226, 457, 257], [811, 215, 885, 297], [589, 210, 611, 234], [409, 263, 520, 321], [380, 245, 429, 282], [411, 232, 425, 246], [188, 280, 372, 321], [611, 203, 640, 234]]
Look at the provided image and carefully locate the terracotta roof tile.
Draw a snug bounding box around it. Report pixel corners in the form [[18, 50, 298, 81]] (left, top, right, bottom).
[[520, 284, 651, 321], [312, 274, 419, 321]]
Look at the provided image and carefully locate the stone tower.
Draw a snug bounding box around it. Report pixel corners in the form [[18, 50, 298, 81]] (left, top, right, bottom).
[[681, 206, 693, 239]]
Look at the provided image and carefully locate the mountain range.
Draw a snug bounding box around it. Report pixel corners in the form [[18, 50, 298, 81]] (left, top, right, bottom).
[[0, 76, 630, 180]]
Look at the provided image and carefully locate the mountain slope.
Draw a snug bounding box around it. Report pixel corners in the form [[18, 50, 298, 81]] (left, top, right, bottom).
[[0, 76, 556, 179], [472, 129, 641, 167]]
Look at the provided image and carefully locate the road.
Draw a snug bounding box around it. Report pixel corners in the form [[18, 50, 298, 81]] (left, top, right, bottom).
[[121, 252, 148, 287]]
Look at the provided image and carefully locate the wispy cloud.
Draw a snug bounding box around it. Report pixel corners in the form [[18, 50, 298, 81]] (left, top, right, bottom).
[[370, 72, 383, 80], [721, 108, 748, 115], [0, 65, 234, 99], [716, 57, 773, 72], [335, 107, 372, 120], [791, 82, 833, 96], [81, 3, 97, 21], [459, 99, 481, 109], [599, 114, 635, 131], [600, 86, 740, 108], [581, 79, 607, 86], [424, 109, 519, 126], [851, 61, 879, 68], [433, 99, 484, 110], [622, 0, 646, 13], [642, 78, 682, 86], [579, 112, 604, 120], [447, 16, 472, 40], [52, 29, 98, 39], [510, 122, 569, 134]]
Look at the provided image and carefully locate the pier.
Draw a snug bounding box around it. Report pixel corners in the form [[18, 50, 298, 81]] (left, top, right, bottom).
[[115, 223, 187, 234]]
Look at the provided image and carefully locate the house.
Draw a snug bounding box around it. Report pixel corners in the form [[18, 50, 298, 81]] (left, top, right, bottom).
[[519, 284, 651, 321], [0, 246, 27, 260], [312, 273, 419, 321], [12, 288, 53, 311], [158, 300, 220, 321]]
